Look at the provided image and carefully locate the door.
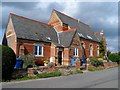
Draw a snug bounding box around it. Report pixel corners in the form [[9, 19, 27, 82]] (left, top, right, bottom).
[[58, 51, 62, 65]]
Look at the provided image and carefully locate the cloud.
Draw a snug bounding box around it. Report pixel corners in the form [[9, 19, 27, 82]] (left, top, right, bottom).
[[1, 2, 118, 53], [106, 37, 118, 53], [2, 2, 38, 10]]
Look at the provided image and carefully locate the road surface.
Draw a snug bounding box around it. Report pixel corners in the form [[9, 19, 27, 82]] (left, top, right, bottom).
[[2, 67, 118, 88]]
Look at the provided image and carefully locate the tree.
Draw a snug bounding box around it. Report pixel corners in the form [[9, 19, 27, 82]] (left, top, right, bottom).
[[99, 40, 105, 57], [1, 45, 16, 81], [108, 53, 120, 64]]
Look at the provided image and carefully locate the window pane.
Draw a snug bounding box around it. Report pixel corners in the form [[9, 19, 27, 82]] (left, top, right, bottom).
[[73, 48, 76, 56], [39, 46, 42, 55], [34, 46, 37, 55], [77, 48, 78, 56]]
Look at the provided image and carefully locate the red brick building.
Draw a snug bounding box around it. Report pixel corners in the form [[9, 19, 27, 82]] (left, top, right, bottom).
[[3, 9, 106, 66]]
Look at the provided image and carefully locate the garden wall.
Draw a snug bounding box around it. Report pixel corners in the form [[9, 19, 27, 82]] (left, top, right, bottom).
[[88, 62, 118, 69], [12, 62, 118, 78]]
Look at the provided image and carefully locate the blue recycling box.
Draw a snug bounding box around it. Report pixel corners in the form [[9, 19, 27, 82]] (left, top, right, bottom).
[[71, 58, 76, 65], [14, 58, 23, 69], [82, 57, 86, 63]]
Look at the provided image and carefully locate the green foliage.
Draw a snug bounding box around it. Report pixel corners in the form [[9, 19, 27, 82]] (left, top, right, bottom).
[[19, 54, 36, 68], [76, 69, 83, 73], [89, 57, 104, 67], [37, 72, 62, 78], [1, 45, 16, 81], [99, 40, 105, 57], [88, 68, 104, 71], [15, 76, 38, 81], [108, 53, 120, 64], [98, 53, 103, 58], [67, 70, 73, 75]]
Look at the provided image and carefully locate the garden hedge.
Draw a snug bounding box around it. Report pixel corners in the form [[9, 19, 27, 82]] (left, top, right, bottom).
[[1, 45, 16, 81]]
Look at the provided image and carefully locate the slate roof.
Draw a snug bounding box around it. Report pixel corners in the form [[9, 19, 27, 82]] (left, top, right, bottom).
[[94, 32, 103, 41], [59, 30, 76, 47], [54, 9, 99, 42], [10, 13, 58, 43]]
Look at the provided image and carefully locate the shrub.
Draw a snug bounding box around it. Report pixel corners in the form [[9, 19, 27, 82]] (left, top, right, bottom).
[[89, 57, 103, 67], [1, 45, 16, 81], [108, 53, 120, 64], [19, 54, 36, 68]]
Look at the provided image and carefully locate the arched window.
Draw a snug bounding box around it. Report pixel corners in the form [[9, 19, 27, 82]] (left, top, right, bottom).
[[81, 42, 85, 57], [97, 46, 99, 57], [89, 44, 93, 56]]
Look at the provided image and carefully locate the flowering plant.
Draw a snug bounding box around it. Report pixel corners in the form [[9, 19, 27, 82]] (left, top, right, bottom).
[[44, 60, 48, 64]]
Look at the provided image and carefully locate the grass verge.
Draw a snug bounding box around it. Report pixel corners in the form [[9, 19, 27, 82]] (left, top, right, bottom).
[[88, 67, 104, 71]]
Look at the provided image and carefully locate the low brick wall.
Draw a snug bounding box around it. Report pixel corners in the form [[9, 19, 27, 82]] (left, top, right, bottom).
[[87, 62, 118, 69], [12, 62, 118, 77], [27, 65, 76, 76], [103, 62, 118, 68], [12, 69, 28, 78]]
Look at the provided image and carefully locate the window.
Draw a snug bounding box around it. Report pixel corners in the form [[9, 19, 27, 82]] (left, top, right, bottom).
[[89, 45, 93, 56], [87, 35, 92, 39], [78, 33, 84, 38], [74, 48, 79, 57], [63, 23, 68, 30], [97, 46, 99, 57], [81, 43, 85, 57], [7, 36, 12, 46], [34, 44, 43, 57]]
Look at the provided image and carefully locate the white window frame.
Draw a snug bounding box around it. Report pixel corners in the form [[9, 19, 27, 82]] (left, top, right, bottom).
[[97, 46, 99, 57], [34, 44, 43, 57], [90, 45, 93, 56], [74, 48, 79, 57]]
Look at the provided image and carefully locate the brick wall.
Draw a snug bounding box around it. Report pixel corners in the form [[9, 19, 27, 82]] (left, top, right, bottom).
[[6, 17, 17, 54], [17, 39, 51, 61], [80, 38, 99, 58]]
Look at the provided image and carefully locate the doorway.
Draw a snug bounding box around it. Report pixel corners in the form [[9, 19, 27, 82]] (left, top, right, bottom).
[[58, 51, 62, 65]]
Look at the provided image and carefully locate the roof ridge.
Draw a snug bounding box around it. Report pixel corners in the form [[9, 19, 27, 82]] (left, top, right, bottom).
[[62, 28, 77, 33], [10, 13, 52, 27], [53, 9, 89, 26]]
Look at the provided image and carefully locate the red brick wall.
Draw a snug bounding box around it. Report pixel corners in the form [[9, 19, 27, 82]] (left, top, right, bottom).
[[80, 38, 99, 58], [6, 17, 17, 54], [17, 39, 51, 61]]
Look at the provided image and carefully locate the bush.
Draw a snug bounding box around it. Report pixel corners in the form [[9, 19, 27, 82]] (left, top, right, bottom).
[[1, 45, 16, 81], [108, 53, 120, 64], [89, 57, 104, 67], [20, 54, 36, 68]]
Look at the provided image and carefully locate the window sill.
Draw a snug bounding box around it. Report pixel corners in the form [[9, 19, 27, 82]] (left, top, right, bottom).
[[35, 55, 43, 57], [74, 56, 79, 57]]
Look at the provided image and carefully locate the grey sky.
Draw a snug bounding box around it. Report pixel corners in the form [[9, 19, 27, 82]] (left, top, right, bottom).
[[1, 2, 118, 53]]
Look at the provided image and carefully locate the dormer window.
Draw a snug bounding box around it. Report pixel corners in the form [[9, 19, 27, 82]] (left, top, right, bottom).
[[78, 33, 84, 38], [63, 23, 68, 31], [87, 35, 92, 39], [46, 37, 51, 41]]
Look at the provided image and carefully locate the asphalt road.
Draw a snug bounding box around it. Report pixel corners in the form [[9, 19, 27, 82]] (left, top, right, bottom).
[[2, 67, 118, 88]]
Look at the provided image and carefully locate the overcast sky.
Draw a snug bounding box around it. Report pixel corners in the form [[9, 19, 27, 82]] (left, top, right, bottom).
[[1, 1, 118, 53]]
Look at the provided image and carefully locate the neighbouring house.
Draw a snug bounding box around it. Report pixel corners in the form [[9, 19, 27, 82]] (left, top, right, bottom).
[[2, 9, 106, 66]]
